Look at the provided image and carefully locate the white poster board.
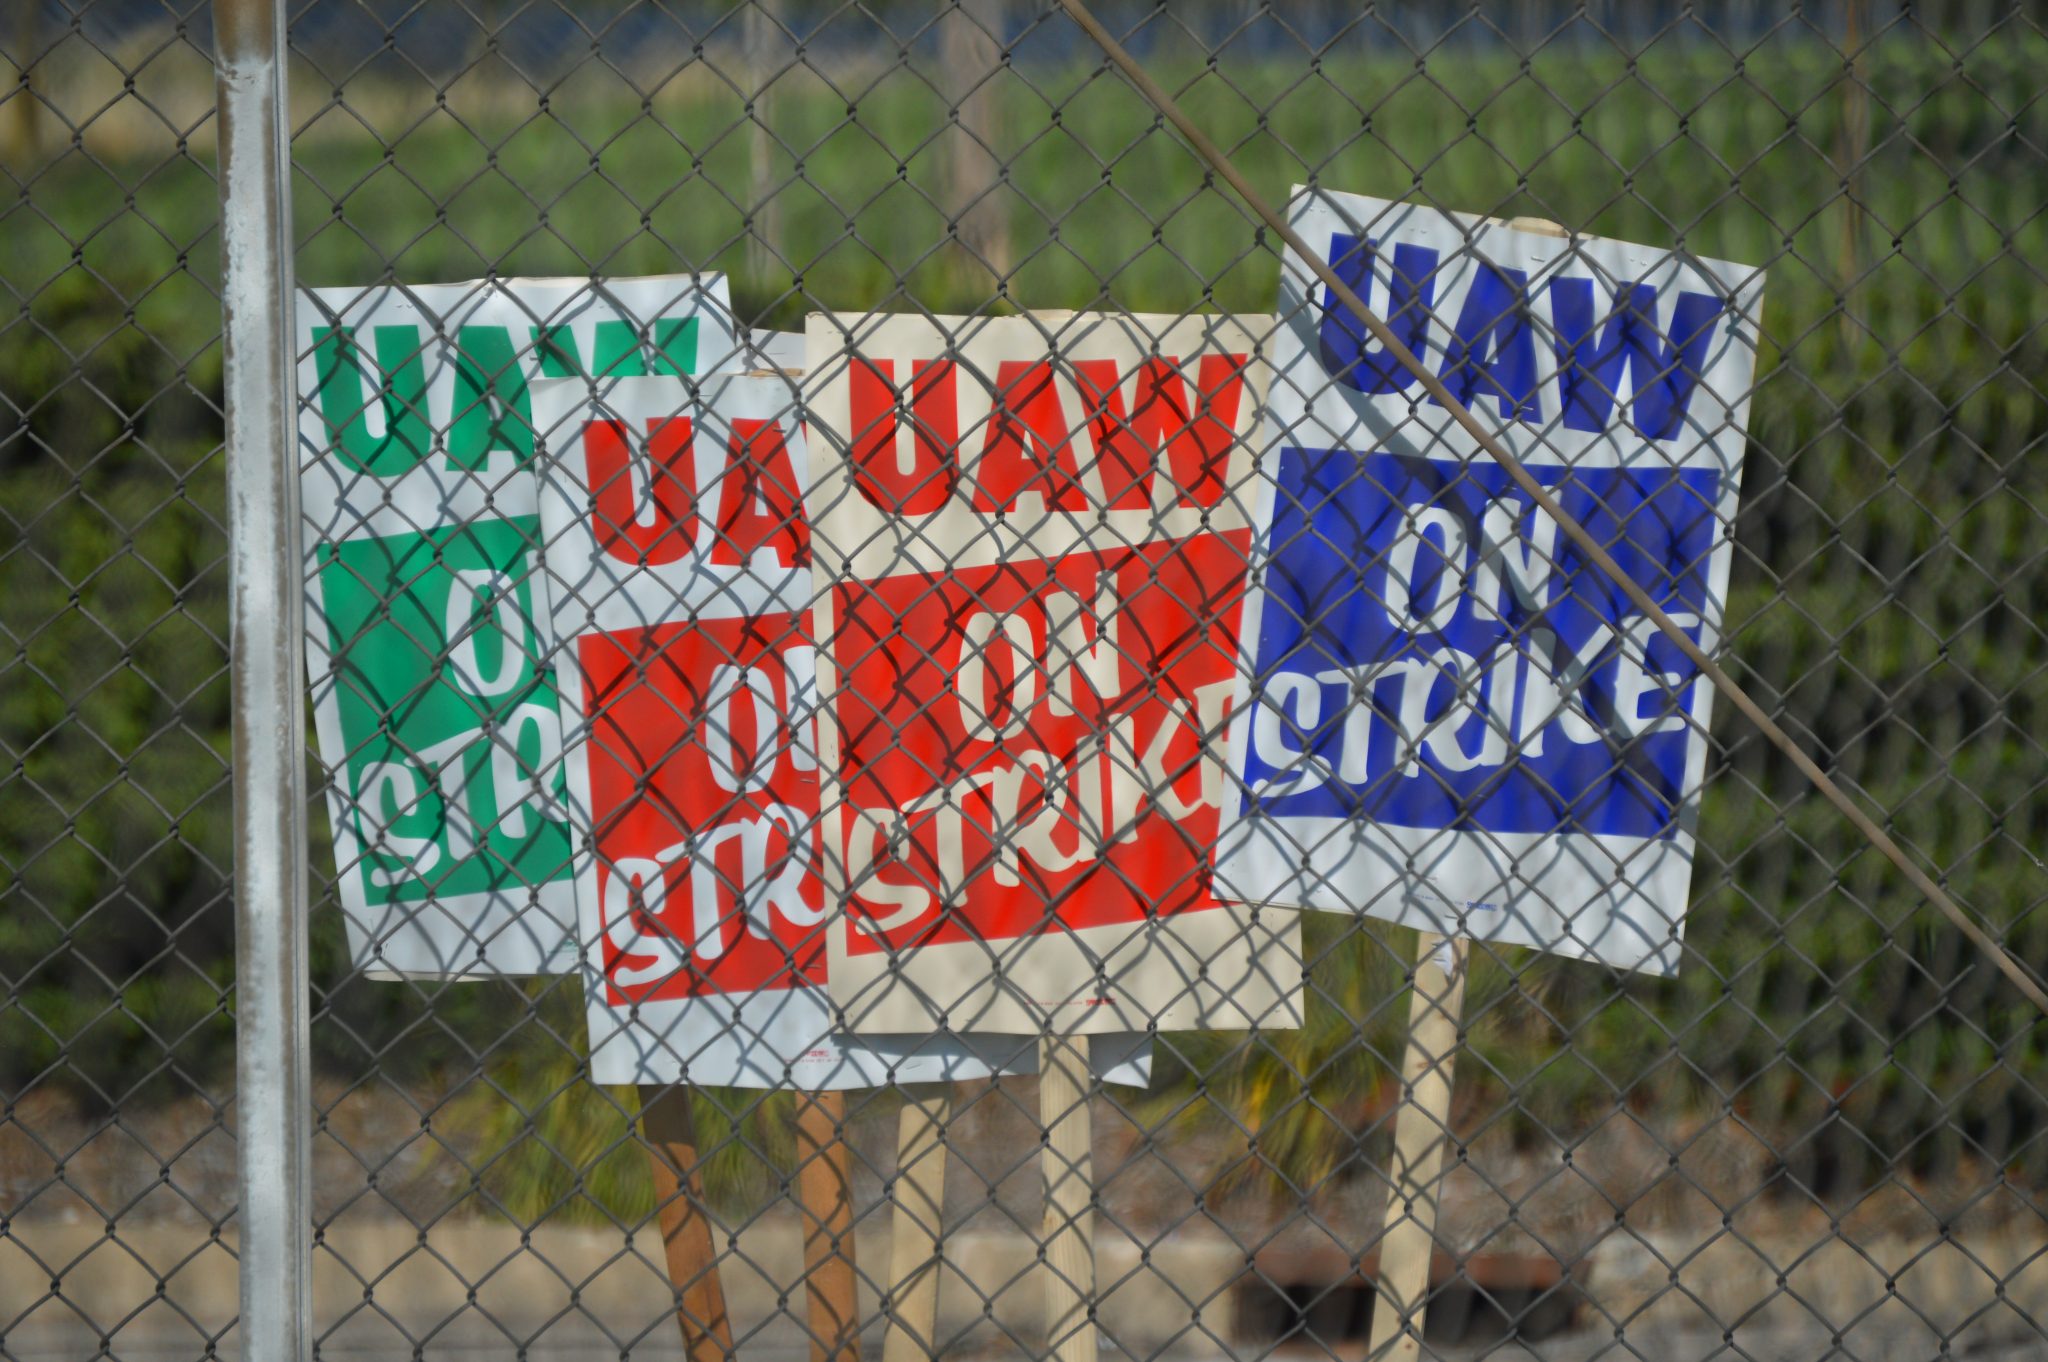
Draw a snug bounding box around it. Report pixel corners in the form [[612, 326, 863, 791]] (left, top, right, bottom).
[[1215, 190, 1765, 974], [803, 312, 1304, 1036], [298, 275, 738, 978]]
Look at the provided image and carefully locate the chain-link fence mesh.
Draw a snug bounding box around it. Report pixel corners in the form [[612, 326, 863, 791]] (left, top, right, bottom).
[[7, 2, 2048, 1360]]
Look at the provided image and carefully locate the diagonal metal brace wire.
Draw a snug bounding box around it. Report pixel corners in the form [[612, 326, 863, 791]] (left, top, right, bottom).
[[1052, 0, 2048, 1019]]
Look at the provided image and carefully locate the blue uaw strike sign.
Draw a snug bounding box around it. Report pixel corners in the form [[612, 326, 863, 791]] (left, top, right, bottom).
[[1216, 191, 1765, 974]]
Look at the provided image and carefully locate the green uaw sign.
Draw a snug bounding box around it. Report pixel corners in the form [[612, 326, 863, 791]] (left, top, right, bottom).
[[297, 276, 738, 976]]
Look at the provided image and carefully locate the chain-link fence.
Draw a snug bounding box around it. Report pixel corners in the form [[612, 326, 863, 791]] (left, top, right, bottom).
[[8, 2, 2048, 1360]]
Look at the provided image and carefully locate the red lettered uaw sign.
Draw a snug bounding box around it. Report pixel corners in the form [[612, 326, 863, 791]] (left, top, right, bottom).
[[298, 276, 738, 978], [805, 313, 1304, 1036], [531, 373, 1153, 1086], [1215, 191, 1765, 974]]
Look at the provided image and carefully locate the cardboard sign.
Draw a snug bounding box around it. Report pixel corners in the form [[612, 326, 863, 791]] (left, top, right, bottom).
[[299, 276, 738, 978], [532, 372, 1153, 1086], [1215, 191, 1765, 974], [805, 313, 1304, 1036]]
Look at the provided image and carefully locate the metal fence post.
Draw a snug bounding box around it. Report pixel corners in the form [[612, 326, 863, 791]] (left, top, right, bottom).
[[214, 0, 310, 1357]]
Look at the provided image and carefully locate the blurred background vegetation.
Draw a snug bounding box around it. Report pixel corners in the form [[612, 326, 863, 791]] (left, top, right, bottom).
[[5, 1, 2048, 1225]]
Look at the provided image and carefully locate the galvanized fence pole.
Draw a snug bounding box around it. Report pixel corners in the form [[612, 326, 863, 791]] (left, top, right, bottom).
[[214, 0, 311, 1357]]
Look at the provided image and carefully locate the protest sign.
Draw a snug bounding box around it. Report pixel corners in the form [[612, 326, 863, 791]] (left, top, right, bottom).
[[804, 312, 1304, 1037], [1215, 191, 1765, 974], [298, 275, 739, 978], [530, 371, 1154, 1089], [531, 363, 1145, 1362], [539, 370, 952, 1086]]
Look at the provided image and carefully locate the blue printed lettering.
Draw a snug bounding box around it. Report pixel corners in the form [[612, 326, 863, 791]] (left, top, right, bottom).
[[1246, 447, 1718, 839], [1311, 231, 1729, 443], [1547, 278, 1726, 440], [1317, 233, 1441, 395], [1428, 261, 1542, 423]]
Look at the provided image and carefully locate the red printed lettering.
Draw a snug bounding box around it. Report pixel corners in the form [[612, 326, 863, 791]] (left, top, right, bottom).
[[583, 416, 698, 566], [832, 532, 1250, 951], [1072, 360, 1155, 510], [1139, 354, 1246, 509], [969, 361, 1093, 513], [710, 418, 810, 569], [849, 357, 958, 515], [580, 617, 824, 1003]]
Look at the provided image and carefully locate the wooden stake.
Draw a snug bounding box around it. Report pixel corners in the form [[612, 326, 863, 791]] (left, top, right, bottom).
[[1039, 1036, 1097, 1362], [1366, 932, 1470, 1362], [941, 0, 1013, 289], [640, 1085, 734, 1362], [793, 1089, 861, 1362], [881, 1090, 951, 1362]]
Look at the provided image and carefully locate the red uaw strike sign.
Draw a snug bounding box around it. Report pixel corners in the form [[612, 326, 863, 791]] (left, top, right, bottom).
[[535, 374, 1030, 1086], [805, 314, 1304, 1036]]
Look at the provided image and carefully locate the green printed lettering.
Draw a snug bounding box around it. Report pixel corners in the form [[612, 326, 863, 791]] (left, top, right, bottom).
[[448, 324, 534, 469], [313, 324, 434, 476], [530, 325, 584, 377], [653, 316, 698, 375], [593, 320, 647, 378]]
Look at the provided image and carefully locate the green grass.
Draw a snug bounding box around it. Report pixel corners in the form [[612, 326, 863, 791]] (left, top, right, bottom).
[[5, 30, 2048, 1217]]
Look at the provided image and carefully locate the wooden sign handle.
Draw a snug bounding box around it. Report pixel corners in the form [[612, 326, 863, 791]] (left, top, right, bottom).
[[1039, 1036, 1097, 1362], [639, 1084, 734, 1362], [1366, 931, 1470, 1362], [881, 1090, 951, 1362], [794, 1089, 861, 1362]]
